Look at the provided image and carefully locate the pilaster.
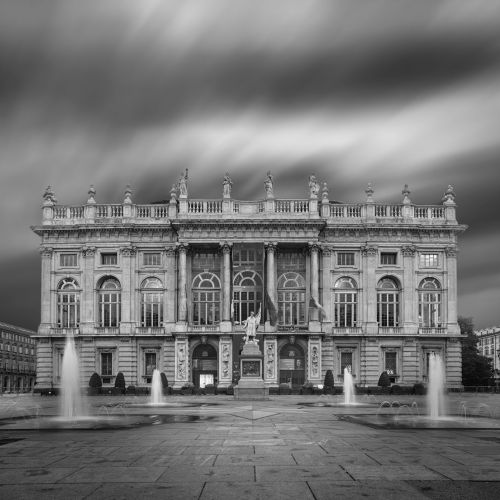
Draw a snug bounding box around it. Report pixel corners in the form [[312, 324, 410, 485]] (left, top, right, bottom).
[[218, 336, 232, 388], [362, 245, 378, 334], [308, 336, 322, 383], [445, 246, 459, 334], [174, 336, 189, 388], [263, 336, 278, 385]]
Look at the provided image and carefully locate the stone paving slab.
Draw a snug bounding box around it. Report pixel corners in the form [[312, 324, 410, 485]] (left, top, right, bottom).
[[200, 480, 315, 499]]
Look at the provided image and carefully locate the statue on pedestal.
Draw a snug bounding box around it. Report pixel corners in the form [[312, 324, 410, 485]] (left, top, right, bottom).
[[308, 175, 320, 199], [243, 306, 261, 344], [222, 172, 233, 198], [264, 171, 274, 198]]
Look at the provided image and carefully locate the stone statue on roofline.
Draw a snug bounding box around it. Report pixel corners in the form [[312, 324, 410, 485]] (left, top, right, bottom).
[[178, 168, 189, 198], [42, 185, 57, 206], [222, 172, 233, 198], [308, 174, 320, 199], [442, 185, 456, 204], [264, 171, 274, 199]]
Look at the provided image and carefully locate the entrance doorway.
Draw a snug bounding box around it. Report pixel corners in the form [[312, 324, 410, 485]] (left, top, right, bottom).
[[192, 344, 218, 388], [279, 343, 305, 388]]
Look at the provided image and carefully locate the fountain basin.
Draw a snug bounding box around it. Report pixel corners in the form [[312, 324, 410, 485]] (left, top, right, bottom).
[[339, 414, 500, 430], [0, 414, 210, 431]]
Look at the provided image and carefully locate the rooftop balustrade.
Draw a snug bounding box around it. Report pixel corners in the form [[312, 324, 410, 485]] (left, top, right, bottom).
[[41, 196, 457, 226]]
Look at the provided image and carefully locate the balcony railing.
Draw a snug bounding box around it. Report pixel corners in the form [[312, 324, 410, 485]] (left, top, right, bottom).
[[378, 327, 402, 334], [95, 327, 120, 335], [50, 327, 80, 336], [332, 327, 363, 335], [419, 327, 447, 335], [136, 327, 165, 335], [190, 324, 220, 333]]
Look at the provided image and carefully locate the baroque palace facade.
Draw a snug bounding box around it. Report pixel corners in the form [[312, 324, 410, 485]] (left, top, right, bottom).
[[32, 172, 466, 391]]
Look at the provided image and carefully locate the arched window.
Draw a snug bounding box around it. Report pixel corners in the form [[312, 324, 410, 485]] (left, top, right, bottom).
[[98, 277, 121, 327], [377, 277, 400, 327], [192, 272, 221, 326], [57, 278, 80, 328], [418, 278, 442, 327], [277, 272, 306, 326], [334, 277, 358, 327], [140, 277, 164, 327], [233, 271, 263, 325]]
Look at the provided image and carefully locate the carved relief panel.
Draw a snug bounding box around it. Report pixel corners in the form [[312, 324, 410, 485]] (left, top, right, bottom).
[[175, 337, 189, 383], [264, 337, 278, 383], [308, 338, 321, 381]]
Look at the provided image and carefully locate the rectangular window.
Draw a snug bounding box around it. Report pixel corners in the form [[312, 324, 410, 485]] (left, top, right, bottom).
[[340, 351, 353, 375], [385, 352, 397, 375], [101, 352, 113, 377], [380, 252, 397, 265], [145, 352, 157, 376], [143, 252, 161, 266], [337, 252, 355, 266], [420, 253, 439, 268], [101, 253, 118, 265], [60, 253, 78, 267]]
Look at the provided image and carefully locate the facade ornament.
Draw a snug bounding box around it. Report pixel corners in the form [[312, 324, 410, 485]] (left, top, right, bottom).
[[82, 246, 96, 257], [170, 184, 177, 203], [402, 184, 411, 205], [87, 185, 96, 204], [39, 246, 53, 257], [266, 343, 275, 379], [177, 344, 187, 380], [322, 182, 329, 201], [361, 245, 378, 257], [222, 172, 233, 199], [178, 169, 189, 198], [401, 245, 416, 257], [445, 246, 458, 258], [177, 242, 189, 254], [289, 335, 295, 345], [442, 185, 456, 204], [42, 186, 57, 206], [123, 185, 132, 204], [222, 343, 230, 377], [264, 171, 274, 199], [308, 242, 320, 254], [220, 241, 232, 254], [311, 345, 319, 378], [321, 246, 332, 256], [365, 182, 374, 203], [264, 242, 277, 254], [308, 174, 320, 199], [165, 246, 176, 257]]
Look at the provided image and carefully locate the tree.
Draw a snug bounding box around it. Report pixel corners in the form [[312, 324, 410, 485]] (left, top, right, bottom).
[[323, 369, 334, 394], [460, 316, 494, 386], [114, 372, 126, 392], [89, 372, 102, 388]]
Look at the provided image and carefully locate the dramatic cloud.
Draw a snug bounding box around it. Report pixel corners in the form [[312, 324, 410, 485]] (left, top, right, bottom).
[[0, 0, 499, 330]]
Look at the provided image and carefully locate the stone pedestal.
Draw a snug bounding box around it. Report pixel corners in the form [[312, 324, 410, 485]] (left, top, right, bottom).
[[234, 342, 269, 400]]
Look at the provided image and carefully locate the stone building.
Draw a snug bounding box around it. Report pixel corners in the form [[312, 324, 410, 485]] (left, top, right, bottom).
[[475, 326, 500, 386], [32, 173, 466, 391], [0, 321, 37, 393]]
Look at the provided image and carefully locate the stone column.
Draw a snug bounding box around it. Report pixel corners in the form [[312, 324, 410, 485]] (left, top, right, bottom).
[[80, 247, 96, 335], [177, 244, 188, 330], [321, 247, 332, 331], [263, 336, 278, 385], [362, 245, 378, 335], [265, 242, 277, 331], [309, 243, 320, 329], [39, 247, 54, 334], [308, 336, 322, 384], [445, 246, 459, 334], [165, 246, 177, 330], [220, 243, 232, 332], [401, 246, 418, 334], [119, 246, 136, 335], [218, 336, 232, 388], [174, 336, 189, 389]]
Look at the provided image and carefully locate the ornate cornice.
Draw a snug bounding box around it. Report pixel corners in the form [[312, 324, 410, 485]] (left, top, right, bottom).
[[39, 246, 53, 257], [445, 246, 458, 258], [81, 246, 96, 257], [120, 246, 136, 257], [401, 245, 416, 257], [361, 245, 378, 257], [164, 246, 176, 257]]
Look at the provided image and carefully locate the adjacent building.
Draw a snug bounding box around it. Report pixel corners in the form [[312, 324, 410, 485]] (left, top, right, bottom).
[[475, 326, 500, 386], [32, 172, 466, 391], [0, 321, 37, 393]]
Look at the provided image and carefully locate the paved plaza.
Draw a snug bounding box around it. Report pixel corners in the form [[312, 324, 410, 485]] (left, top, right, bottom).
[[0, 393, 500, 499]]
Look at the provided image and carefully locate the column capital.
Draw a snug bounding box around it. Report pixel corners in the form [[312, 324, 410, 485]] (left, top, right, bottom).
[[39, 246, 53, 257], [308, 242, 320, 253], [219, 241, 233, 254], [320, 246, 332, 256], [264, 242, 278, 253], [120, 246, 136, 257], [164, 246, 176, 257], [401, 245, 416, 257], [176, 242, 189, 254], [361, 245, 378, 257], [445, 246, 458, 258], [81, 246, 96, 258]]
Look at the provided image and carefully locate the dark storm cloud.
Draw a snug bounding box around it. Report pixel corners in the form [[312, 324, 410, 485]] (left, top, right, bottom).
[[1, 0, 500, 329]]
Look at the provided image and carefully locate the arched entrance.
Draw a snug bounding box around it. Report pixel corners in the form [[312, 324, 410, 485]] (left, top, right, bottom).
[[279, 343, 305, 388], [192, 344, 218, 388]]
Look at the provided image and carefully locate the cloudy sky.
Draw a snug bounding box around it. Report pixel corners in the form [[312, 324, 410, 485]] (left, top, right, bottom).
[[0, 0, 499, 331]]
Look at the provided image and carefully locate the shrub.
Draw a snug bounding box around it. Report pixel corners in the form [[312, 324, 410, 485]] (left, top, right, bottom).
[[226, 384, 234, 396], [301, 382, 314, 395], [390, 384, 401, 395], [126, 385, 136, 395], [205, 384, 216, 395], [181, 382, 194, 395], [114, 372, 126, 392], [378, 371, 391, 388], [279, 383, 291, 395], [160, 372, 169, 395], [413, 382, 426, 395], [89, 372, 102, 388], [323, 369, 334, 394]]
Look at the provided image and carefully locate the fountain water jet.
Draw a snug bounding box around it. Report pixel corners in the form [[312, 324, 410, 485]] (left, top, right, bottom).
[[343, 366, 355, 405], [61, 333, 86, 418], [427, 352, 446, 419], [150, 369, 162, 405]]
